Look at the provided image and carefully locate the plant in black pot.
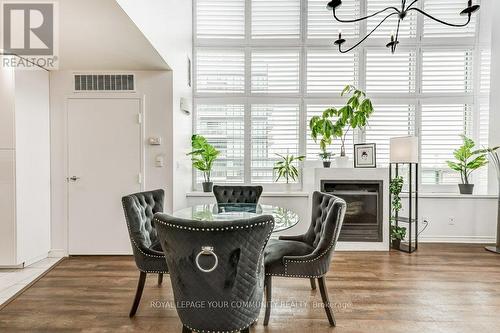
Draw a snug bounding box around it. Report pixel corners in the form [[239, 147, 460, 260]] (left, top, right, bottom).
[[446, 135, 488, 195], [390, 176, 406, 249], [187, 134, 220, 192], [390, 225, 407, 249]]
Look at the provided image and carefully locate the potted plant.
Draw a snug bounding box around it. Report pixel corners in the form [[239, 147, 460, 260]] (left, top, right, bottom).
[[390, 176, 406, 249], [390, 225, 407, 249], [446, 135, 488, 195], [319, 152, 333, 168], [310, 111, 335, 168], [273, 154, 305, 189], [332, 85, 374, 168], [187, 134, 220, 192]]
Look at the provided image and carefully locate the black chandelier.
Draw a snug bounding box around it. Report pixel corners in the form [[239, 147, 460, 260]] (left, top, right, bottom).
[[328, 0, 480, 54]]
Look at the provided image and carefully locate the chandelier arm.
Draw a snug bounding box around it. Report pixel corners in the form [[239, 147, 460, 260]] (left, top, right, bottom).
[[405, 0, 420, 11], [407, 7, 471, 27], [338, 12, 399, 54], [333, 6, 400, 24]]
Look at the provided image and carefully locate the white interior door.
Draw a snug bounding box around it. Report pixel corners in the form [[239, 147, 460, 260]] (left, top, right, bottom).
[[68, 98, 142, 255]]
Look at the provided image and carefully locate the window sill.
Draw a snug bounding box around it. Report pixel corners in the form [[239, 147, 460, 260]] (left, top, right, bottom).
[[403, 193, 498, 199], [186, 192, 310, 198]]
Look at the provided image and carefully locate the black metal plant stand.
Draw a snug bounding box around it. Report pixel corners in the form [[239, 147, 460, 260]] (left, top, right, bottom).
[[389, 163, 419, 253]]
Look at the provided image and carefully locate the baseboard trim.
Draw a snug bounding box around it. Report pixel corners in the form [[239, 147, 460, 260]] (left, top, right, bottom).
[[48, 249, 68, 258], [420, 236, 496, 243]]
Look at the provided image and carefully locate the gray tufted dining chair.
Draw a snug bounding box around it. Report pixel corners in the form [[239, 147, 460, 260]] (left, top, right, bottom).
[[213, 185, 263, 204], [263, 191, 346, 326], [122, 189, 168, 317], [153, 213, 274, 333]]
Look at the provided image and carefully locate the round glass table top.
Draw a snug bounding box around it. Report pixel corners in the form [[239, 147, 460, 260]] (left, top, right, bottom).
[[172, 203, 299, 233]]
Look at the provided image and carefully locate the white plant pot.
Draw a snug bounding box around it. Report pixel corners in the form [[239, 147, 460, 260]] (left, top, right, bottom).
[[284, 183, 293, 192], [334, 156, 352, 168]]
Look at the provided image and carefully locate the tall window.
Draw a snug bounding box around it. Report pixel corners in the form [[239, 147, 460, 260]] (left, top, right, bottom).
[[193, 0, 490, 191]]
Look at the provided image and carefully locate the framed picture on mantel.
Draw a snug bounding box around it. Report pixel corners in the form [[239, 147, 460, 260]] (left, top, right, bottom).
[[354, 143, 377, 168]]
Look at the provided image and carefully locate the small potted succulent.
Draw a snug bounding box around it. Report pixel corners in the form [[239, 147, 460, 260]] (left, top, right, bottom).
[[187, 134, 220, 192], [319, 152, 333, 168], [446, 135, 488, 195], [273, 154, 305, 190]]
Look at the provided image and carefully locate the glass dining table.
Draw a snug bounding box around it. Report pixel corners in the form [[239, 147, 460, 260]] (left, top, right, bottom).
[[172, 203, 300, 233]]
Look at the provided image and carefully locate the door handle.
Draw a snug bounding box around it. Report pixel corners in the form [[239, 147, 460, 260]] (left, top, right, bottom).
[[68, 176, 81, 182]]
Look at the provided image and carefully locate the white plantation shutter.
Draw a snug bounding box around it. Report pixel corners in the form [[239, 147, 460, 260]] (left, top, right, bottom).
[[193, 0, 487, 190], [306, 105, 354, 160], [306, 50, 358, 94], [422, 50, 473, 93], [251, 104, 300, 182], [251, 50, 300, 93], [196, 0, 245, 39], [365, 105, 416, 166], [252, 0, 300, 39], [196, 50, 245, 93], [420, 104, 471, 184], [196, 104, 245, 183], [366, 50, 416, 93], [367, 0, 417, 38], [480, 50, 491, 95], [423, 0, 477, 38], [307, 0, 360, 39]]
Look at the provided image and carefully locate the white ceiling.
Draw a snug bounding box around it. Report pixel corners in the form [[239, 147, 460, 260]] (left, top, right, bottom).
[[57, 0, 169, 71]]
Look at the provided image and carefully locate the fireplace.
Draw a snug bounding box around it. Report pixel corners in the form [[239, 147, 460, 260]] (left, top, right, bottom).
[[321, 180, 383, 242]]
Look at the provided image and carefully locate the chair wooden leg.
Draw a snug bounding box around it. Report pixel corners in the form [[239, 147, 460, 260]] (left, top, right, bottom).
[[158, 273, 163, 286], [241, 328, 249, 333], [263, 275, 272, 326], [310, 278, 317, 290], [318, 276, 336, 327], [182, 326, 191, 333], [129, 271, 147, 318]]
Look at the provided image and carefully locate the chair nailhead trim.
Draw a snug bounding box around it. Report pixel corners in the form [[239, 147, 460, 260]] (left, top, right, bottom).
[[152, 218, 274, 232], [183, 319, 258, 333]]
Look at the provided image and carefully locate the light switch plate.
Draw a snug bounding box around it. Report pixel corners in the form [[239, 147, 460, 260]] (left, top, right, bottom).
[[149, 137, 162, 145]]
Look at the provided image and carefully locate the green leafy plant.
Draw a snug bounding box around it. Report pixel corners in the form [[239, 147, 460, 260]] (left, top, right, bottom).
[[390, 176, 406, 242], [446, 135, 488, 184], [310, 85, 375, 158], [390, 225, 407, 241], [309, 110, 336, 160], [273, 154, 305, 184], [187, 134, 220, 183]]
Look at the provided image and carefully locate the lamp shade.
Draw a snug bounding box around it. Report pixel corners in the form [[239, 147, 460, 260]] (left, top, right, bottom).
[[390, 136, 419, 163]]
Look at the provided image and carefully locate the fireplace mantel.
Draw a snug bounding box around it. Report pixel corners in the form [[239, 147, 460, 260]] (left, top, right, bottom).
[[303, 168, 390, 251]]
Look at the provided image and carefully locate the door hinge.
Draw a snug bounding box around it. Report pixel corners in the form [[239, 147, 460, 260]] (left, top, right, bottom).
[[138, 173, 143, 184], [137, 113, 143, 124]]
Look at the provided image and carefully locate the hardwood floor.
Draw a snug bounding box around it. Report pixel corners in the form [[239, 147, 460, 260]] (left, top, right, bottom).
[[1, 244, 500, 333]]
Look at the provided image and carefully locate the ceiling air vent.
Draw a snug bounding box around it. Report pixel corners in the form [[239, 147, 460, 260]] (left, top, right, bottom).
[[74, 74, 135, 92]]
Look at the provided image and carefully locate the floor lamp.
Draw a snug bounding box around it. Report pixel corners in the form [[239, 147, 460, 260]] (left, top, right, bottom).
[[485, 150, 500, 254]]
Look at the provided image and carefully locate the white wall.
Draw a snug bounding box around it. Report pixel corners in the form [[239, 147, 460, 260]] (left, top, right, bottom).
[[14, 70, 51, 264], [49, 70, 173, 255], [0, 66, 51, 266], [116, 0, 193, 211]]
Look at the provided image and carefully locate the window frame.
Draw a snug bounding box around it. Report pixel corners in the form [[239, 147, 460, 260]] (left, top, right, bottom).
[[192, 0, 489, 193]]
